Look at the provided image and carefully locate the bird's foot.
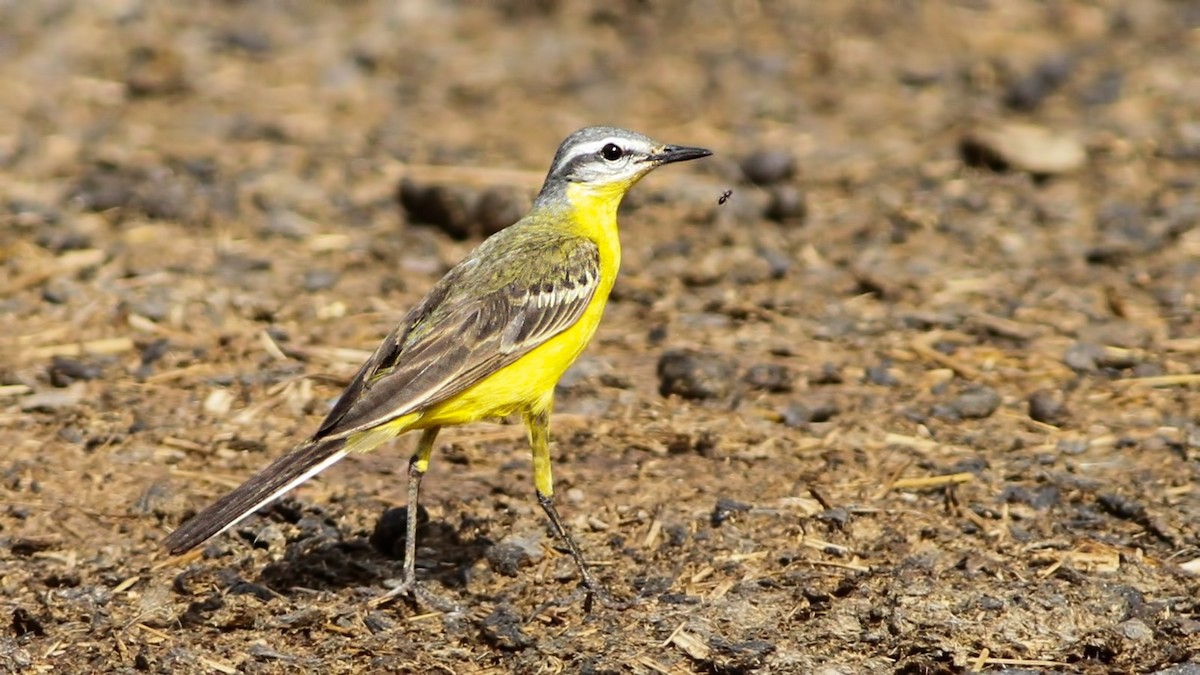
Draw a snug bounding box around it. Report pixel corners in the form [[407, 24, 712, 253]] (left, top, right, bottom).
[[370, 578, 462, 616]]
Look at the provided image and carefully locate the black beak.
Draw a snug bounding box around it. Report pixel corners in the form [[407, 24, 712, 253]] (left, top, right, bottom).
[[652, 145, 713, 165]]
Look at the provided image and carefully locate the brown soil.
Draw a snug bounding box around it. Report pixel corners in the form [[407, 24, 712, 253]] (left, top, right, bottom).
[[2, 2, 1200, 673]]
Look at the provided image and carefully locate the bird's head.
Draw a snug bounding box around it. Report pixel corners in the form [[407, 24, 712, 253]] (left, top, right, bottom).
[[536, 126, 711, 209]]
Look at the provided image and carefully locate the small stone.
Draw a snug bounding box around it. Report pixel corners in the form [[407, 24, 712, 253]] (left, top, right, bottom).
[[1064, 342, 1104, 372], [1116, 618, 1154, 643], [1057, 438, 1089, 456], [370, 505, 428, 560], [41, 279, 74, 305], [10, 607, 46, 637], [485, 546, 528, 578], [865, 363, 899, 387], [756, 247, 792, 278], [1151, 663, 1200, 675], [961, 122, 1086, 175], [657, 349, 736, 400], [485, 532, 544, 577], [66, 161, 207, 223], [125, 45, 190, 98], [263, 209, 317, 239], [243, 524, 286, 552], [273, 607, 327, 628], [1087, 202, 1158, 264], [474, 187, 529, 237], [203, 388, 234, 418], [743, 363, 794, 393], [363, 612, 396, 634], [950, 386, 1002, 419], [1132, 362, 1164, 378], [740, 149, 796, 185], [228, 580, 277, 603], [1094, 347, 1140, 370], [1080, 69, 1123, 107], [397, 179, 479, 240], [1078, 320, 1152, 350], [978, 595, 1004, 611], [811, 362, 844, 385], [481, 605, 534, 650], [20, 384, 85, 412], [1004, 54, 1074, 112], [764, 185, 807, 223], [1028, 389, 1068, 426], [302, 268, 340, 292], [780, 401, 839, 427], [218, 27, 272, 56], [47, 356, 103, 387], [134, 482, 179, 518], [998, 484, 1061, 510], [711, 497, 752, 526]]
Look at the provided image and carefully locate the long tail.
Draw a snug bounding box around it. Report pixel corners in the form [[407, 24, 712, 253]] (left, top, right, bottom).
[[163, 437, 350, 555]]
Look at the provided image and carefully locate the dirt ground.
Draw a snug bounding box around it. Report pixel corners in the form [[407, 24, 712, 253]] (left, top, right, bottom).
[[3, 1, 1200, 673]]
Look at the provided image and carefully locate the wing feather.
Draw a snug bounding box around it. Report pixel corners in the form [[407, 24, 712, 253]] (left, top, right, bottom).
[[312, 235, 601, 440]]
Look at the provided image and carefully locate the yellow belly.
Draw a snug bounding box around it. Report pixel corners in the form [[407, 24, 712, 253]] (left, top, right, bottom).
[[415, 285, 611, 426]]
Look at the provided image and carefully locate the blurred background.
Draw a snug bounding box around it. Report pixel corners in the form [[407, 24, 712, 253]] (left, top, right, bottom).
[[2, 1, 1199, 672]]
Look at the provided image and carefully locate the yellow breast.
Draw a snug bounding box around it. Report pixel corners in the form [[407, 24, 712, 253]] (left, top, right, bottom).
[[417, 182, 623, 425]]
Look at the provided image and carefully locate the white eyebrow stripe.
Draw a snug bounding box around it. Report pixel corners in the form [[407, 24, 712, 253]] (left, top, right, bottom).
[[551, 136, 645, 175]]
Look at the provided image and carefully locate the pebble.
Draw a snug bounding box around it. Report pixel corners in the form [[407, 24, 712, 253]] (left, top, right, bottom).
[[1004, 54, 1073, 111], [125, 45, 190, 98], [1117, 618, 1154, 643], [397, 178, 479, 240], [657, 349, 736, 400], [1063, 341, 1104, 372], [1027, 389, 1068, 426], [950, 386, 1002, 419], [1152, 663, 1200, 675], [998, 484, 1061, 510], [756, 246, 792, 279], [812, 362, 844, 385], [764, 185, 807, 223], [218, 26, 273, 56], [1057, 438, 1090, 456], [1087, 201, 1157, 263], [711, 497, 752, 526], [263, 209, 318, 239], [66, 161, 206, 223], [485, 532, 544, 577], [780, 401, 839, 427], [20, 384, 85, 412], [740, 149, 795, 185], [1077, 320, 1152, 350], [245, 523, 286, 552], [474, 187, 529, 237], [47, 356, 103, 387], [481, 605, 534, 650], [369, 505, 428, 559], [1080, 69, 1124, 106], [961, 122, 1086, 175], [865, 362, 899, 387], [302, 268, 340, 292], [41, 279, 74, 305], [743, 363, 795, 393]]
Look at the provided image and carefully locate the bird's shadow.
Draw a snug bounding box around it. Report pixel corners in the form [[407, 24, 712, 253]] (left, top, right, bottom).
[[250, 504, 492, 599]]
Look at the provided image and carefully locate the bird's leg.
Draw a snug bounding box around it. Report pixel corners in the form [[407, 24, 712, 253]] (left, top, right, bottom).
[[527, 408, 628, 609], [372, 427, 447, 608]]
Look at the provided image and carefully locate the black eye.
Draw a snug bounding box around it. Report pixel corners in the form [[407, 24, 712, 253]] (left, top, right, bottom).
[[601, 143, 623, 161]]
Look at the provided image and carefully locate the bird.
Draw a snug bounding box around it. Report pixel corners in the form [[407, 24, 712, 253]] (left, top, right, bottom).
[[162, 126, 712, 606]]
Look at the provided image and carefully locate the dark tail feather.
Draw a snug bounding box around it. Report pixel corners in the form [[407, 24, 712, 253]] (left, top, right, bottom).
[[163, 436, 349, 555]]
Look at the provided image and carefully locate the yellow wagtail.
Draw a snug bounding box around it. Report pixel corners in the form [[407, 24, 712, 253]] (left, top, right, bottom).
[[163, 126, 712, 604]]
